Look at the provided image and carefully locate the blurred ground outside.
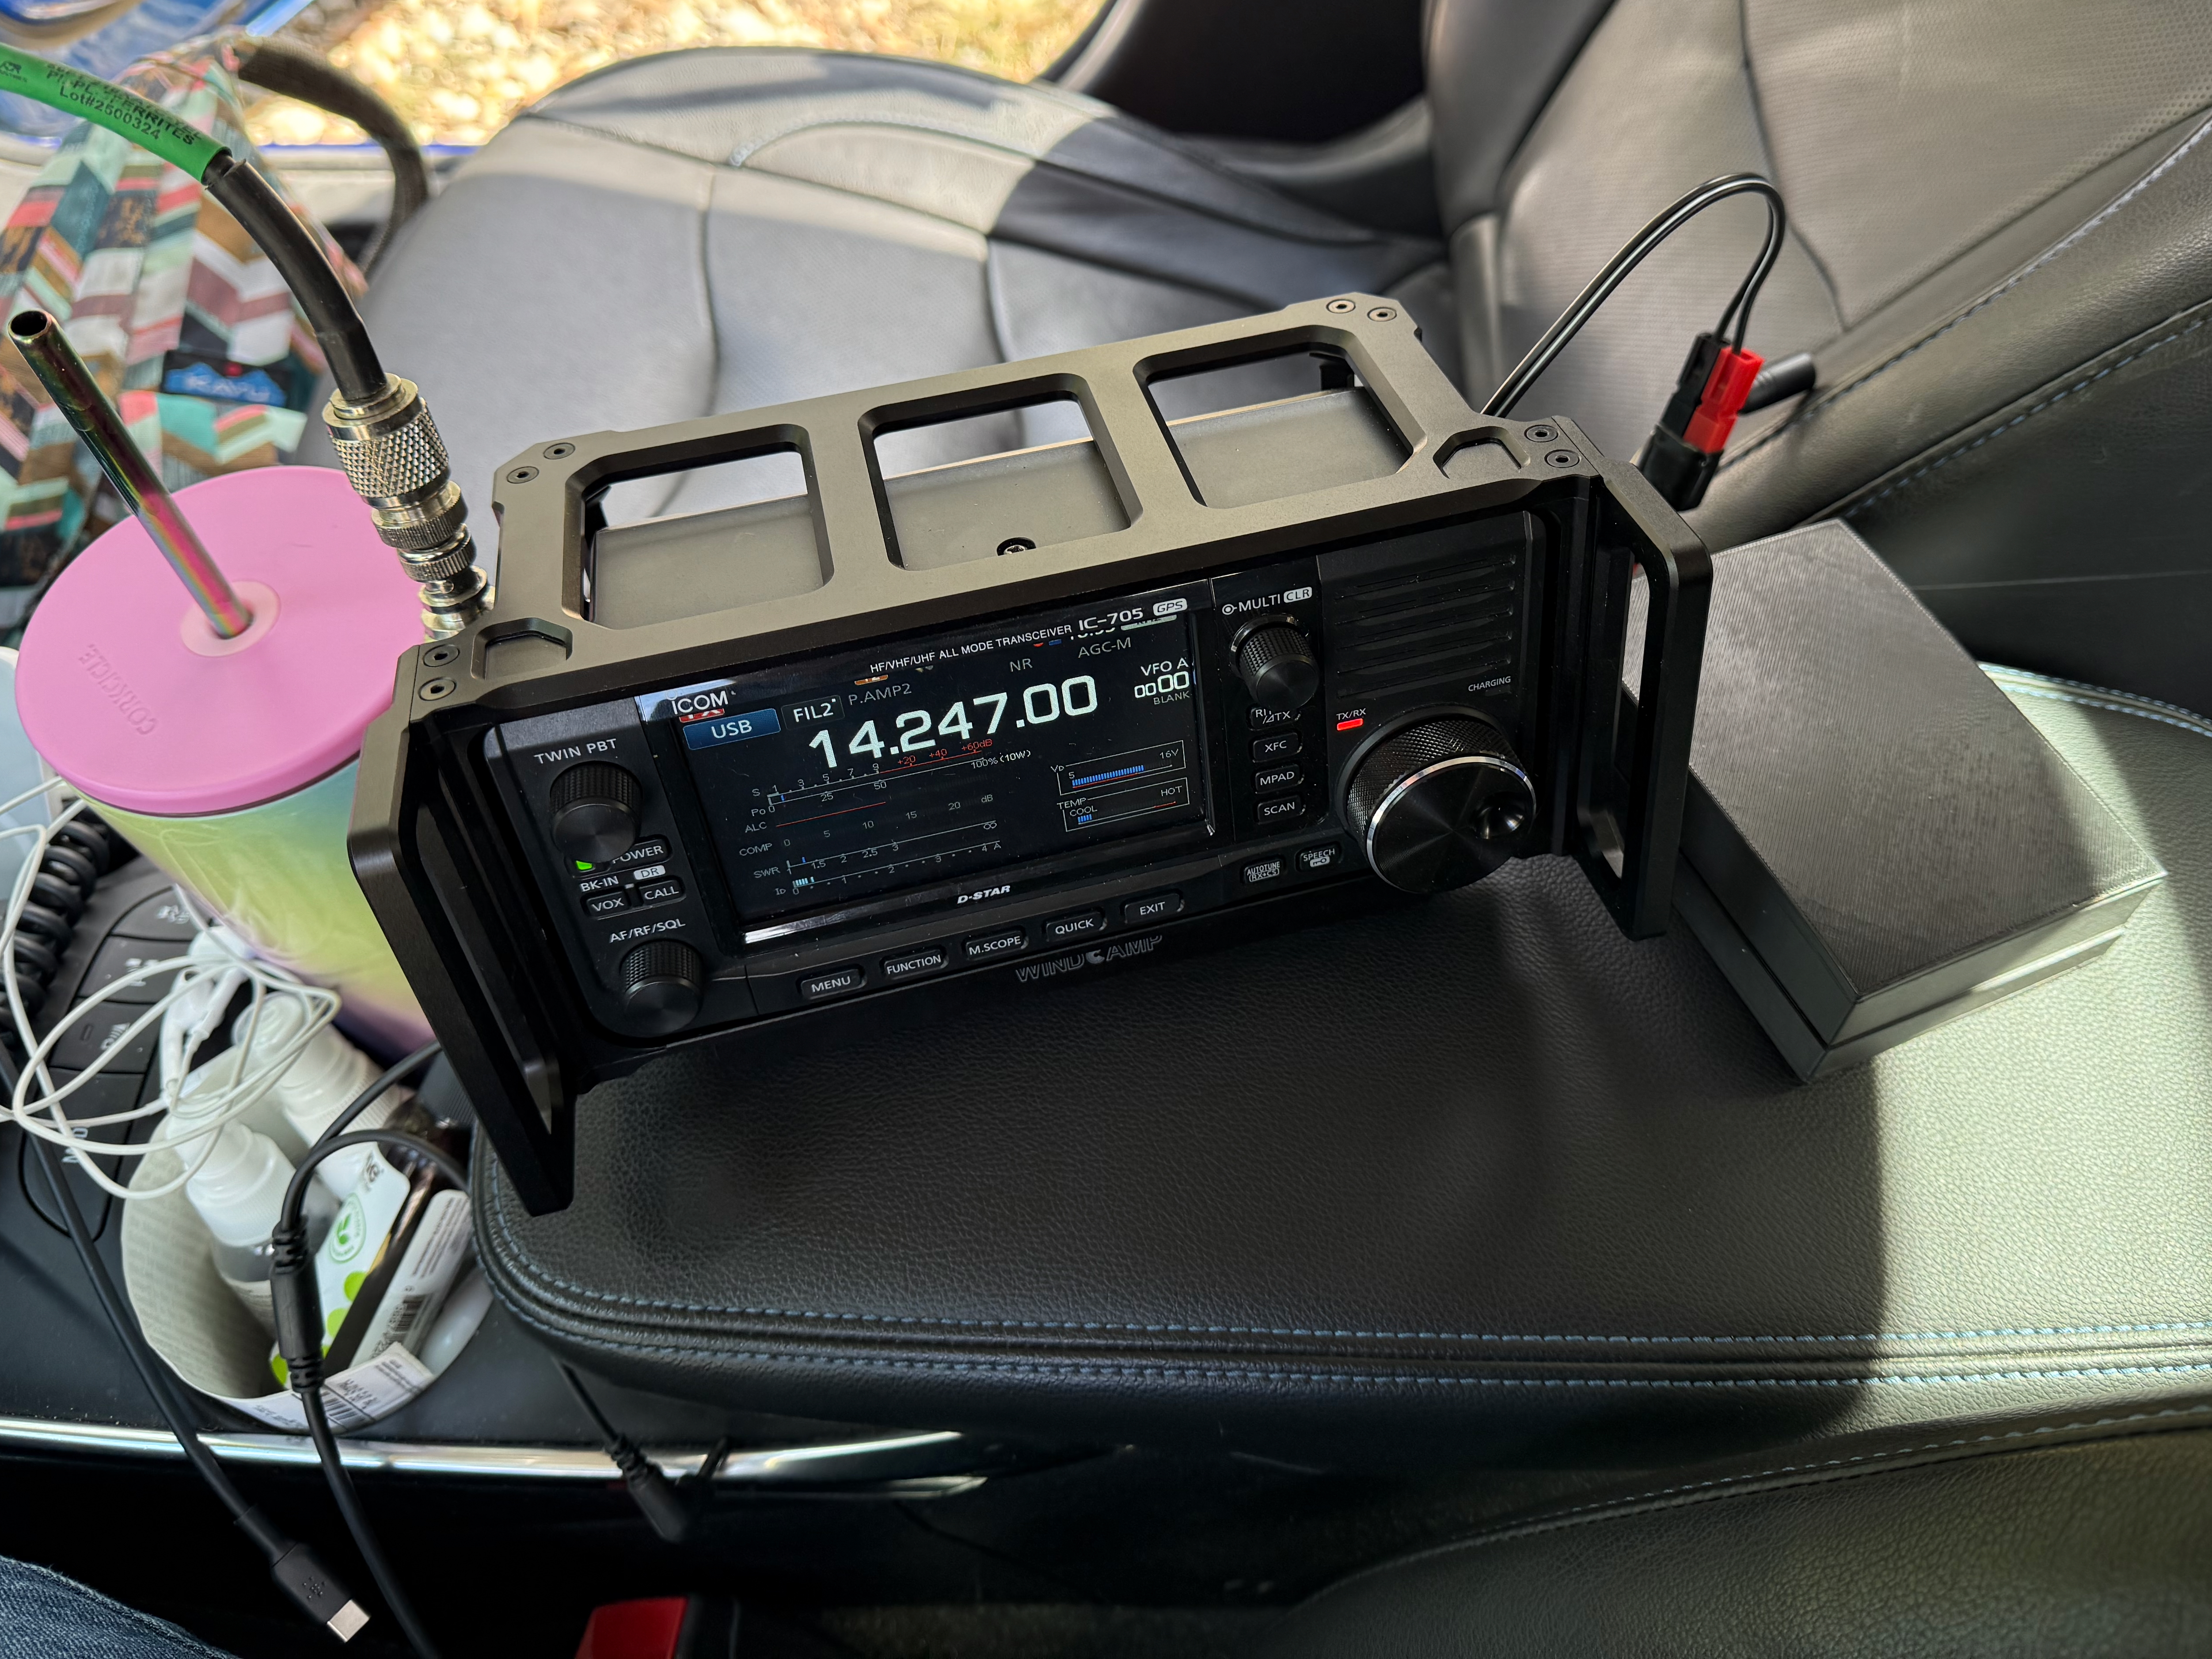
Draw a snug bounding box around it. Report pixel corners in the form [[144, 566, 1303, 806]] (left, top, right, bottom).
[[245, 0, 1104, 148]]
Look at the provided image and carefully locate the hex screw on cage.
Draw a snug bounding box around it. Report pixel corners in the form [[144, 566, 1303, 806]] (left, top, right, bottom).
[[1368, 306, 1398, 322], [419, 677, 456, 700], [507, 466, 538, 483], [423, 644, 459, 668], [1524, 425, 1557, 444], [542, 443, 574, 459], [1326, 298, 1357, 314], [1545, 449, 1583, 468]]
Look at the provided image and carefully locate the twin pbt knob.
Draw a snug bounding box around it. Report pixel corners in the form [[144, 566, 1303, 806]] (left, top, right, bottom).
[[549, 762, 640, 864], [1235, 623, 1320, 710], [1344, 717, 1536, 894]]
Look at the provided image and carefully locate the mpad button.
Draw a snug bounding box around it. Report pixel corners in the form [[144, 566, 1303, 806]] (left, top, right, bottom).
[[798, 965, 865, 1001], [963, 926, 1029, 963]]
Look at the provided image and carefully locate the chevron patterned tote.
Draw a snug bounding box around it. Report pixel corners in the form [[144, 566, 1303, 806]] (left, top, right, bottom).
[[0, 36, 362, 627]]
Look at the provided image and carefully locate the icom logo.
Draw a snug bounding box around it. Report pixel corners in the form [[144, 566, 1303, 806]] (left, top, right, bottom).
[[957, 884, 1013, 904]]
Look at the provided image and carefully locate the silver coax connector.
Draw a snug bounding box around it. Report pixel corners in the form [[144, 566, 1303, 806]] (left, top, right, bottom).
[[324, 374, 492, 639]]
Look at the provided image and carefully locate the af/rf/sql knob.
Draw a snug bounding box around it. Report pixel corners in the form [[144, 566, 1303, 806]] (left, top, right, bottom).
[[549, 762, 639, 864], [620, 939, 703, 1034], [1235, 623, 1319, 710], [1344, 716, 1536, 894]]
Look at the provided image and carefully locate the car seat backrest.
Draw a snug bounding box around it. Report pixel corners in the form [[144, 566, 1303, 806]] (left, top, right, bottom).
[[1425, 0, 2212, 712]]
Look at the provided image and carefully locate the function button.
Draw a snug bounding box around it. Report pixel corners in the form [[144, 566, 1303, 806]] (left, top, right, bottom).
[[1251, 732, 1301, 763], [79, 939, 188, 1007], [1242, 857, 1285, 887], [963, 926, 1029, 963], [1043, 909, 1106, 943], [608, 839, 669, 868], [1123, 892, 1184, 925], [584, 890, 634, 917], [1252, 765, 1302, 794], [112, 893, 197, 942], [633, 878, 684, 906], [1255, 795, 1304, 825], [1248, 705, 1297, 731], [798, 965, 865, 1002], [577, 871, 624, 895], [880, 946, 950, 983], [1298, 843, 1345, 875]]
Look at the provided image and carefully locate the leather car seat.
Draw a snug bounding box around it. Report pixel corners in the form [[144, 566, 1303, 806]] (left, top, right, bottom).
[[1261, 1399, 2212, 1656], [319, 0, 2212, 713]]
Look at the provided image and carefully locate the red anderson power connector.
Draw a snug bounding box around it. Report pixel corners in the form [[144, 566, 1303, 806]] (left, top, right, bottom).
[[1637, 332, 1764, 510]]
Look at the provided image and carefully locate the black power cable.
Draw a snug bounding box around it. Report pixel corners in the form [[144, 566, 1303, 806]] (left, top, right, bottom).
[[200, 152, 385, 405], [272, 1122, 462, 1659], [3, 1049, 372, 1641], [1483, 172, 1786, 420]]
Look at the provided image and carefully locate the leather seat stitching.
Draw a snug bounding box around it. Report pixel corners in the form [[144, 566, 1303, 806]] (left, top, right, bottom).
[[485, 1154, 2211, 1347], [1722, 107, 2212, 472], [487, 1295, 2212, 1389], [1988, 674, 2212, 736], [1835, 314, 2206, 517], [486, 1159, 2211, 1346]]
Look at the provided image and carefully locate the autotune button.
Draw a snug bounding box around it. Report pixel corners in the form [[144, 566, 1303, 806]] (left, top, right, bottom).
[[880, 946, 950, 982], [798, 965, 865, 1001], [1242, 857, 1285, 887], [963, 926, 1029, 962], [1043, 909, 1107, 942], [1123, 892, 1184, 924]]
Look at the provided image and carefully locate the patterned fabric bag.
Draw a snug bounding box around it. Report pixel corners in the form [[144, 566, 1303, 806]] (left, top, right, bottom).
[[0, 36, 361, 624]]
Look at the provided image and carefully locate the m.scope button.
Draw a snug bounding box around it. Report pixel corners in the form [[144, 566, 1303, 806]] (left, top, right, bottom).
[[963, 926, 1029, 962], [1123, 892, 1184, 925], [1043, 909, 1106, 943], [799, 965, 865, 1001], [880, 946, 950, 982]]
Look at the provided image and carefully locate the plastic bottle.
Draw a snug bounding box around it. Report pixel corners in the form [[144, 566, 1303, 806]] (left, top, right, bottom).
[[184, 1122, 332, 1332], [165, 1047, 296, 1162], [228, 998, 391, 1198]]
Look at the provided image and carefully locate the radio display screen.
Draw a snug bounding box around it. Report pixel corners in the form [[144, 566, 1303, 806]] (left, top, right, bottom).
[[637, 590, 1207, 923]]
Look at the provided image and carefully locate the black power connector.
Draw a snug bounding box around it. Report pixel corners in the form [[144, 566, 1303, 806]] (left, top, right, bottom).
[[555, 1362, 731, 1544]]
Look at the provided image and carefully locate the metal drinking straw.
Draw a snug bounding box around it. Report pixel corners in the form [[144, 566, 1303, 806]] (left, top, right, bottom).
[[8, 309, 254, 639]]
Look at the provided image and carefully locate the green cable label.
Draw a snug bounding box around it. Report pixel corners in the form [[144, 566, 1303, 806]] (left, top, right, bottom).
[[0, 46, 225, 178]]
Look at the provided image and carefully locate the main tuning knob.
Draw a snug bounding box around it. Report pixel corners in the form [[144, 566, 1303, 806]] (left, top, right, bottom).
[[1344, 716, 1536, 894], [620, 940, 703, 1034], [549, 762, 639, 864], [1235, 623, 1319, 710]]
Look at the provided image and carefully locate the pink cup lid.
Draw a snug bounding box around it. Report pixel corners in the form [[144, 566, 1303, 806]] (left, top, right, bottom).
[[17, 467, 422, 817]]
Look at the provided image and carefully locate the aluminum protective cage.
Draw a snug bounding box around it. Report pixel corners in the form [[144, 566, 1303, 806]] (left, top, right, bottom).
[[350, 296, 1711, 1212]]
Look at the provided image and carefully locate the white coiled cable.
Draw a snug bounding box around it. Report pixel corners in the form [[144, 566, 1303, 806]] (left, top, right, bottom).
[[2, 779, 342, 1201]]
